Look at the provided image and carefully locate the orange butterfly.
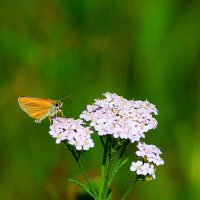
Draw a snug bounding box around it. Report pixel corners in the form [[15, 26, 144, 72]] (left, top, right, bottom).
[[18, 95, 71, 123]]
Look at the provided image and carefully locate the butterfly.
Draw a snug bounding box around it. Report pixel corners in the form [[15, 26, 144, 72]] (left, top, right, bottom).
[[18, 95, 71, 123]]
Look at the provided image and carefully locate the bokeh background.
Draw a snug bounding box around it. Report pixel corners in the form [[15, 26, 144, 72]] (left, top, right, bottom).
[[1, 0, 200, 199]]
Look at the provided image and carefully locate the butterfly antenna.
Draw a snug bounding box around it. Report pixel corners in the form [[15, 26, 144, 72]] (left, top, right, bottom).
[[60, 94, 72, 117], [69, 98, 73, 117], [60, 95, 71, 102]]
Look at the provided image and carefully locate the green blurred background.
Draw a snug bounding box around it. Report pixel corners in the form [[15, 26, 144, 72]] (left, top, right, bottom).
[[1, 0, 200, 199]]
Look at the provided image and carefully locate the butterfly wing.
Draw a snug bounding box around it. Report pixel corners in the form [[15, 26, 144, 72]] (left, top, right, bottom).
[[18, 97, 57, 122]]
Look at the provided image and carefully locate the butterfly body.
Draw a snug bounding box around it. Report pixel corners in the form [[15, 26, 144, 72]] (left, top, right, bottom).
[[18, 96, 63, 123]]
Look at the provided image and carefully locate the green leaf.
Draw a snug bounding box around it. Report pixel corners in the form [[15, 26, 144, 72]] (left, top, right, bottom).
[[109, 158, 129, 185], [68, 178, 94, 198]]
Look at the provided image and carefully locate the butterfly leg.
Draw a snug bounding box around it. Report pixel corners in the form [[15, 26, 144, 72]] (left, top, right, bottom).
[[60, 110, 66, 117], [49, 116, 52, 125]]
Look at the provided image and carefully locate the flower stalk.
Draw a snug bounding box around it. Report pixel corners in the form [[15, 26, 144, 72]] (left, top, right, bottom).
[[121, 178, 137, 200], [98, 137, 109, 200]]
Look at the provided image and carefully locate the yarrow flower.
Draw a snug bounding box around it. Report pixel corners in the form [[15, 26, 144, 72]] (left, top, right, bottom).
[[136, 142, 164, 166], [130, 161, 155, 179], [80, 92, 158, 143], [130, 142, 164, 179], [49, 117, 94, 151]]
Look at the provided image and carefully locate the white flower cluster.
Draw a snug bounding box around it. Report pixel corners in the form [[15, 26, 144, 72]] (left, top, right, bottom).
[[49, 117, 94, 151], [136, 142, 164, 166], [80, 92, 158, 143], [130, 142, 164, 179], [130, 161, 155, 179], [48, 92, 164, 180]]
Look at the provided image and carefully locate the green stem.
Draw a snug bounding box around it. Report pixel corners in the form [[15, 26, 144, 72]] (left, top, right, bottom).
[[63, 142, 97, 199], [101, 139, 117, 200], [98, 137, 109, 200], [121, 178, 137, 200], [100, 136, 105, 147], [98, 165, 105, 199], [102, 156, 113, 200], [119, 141, 129, 159], [76, 159, 98, 199], [102, 141, 129, 199]]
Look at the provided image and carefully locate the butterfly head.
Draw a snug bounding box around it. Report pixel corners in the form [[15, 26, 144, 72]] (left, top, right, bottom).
[[55, 101, 63, 111], [56, 95, 71, 112]]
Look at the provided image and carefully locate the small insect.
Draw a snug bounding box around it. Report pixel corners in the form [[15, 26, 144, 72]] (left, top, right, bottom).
[[18, 95, 71, 123]]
